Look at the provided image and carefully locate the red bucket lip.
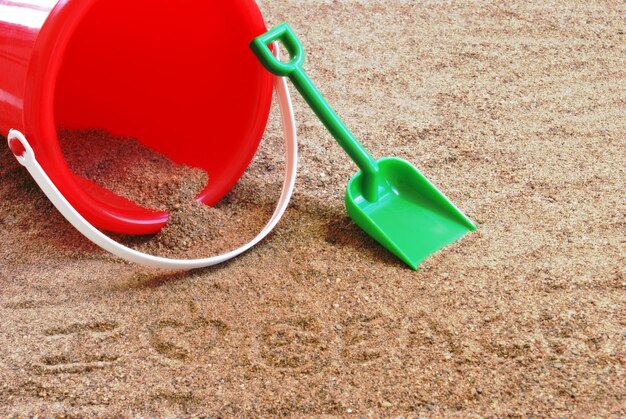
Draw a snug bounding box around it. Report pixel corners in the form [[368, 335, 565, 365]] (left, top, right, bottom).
[[20, 0, 273, 235]]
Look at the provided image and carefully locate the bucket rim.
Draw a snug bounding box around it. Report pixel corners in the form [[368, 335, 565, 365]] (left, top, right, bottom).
[[21, 0, 274, 235]]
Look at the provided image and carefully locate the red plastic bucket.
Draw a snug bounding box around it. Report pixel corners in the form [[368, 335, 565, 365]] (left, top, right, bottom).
[[0, 0, 274, 234]]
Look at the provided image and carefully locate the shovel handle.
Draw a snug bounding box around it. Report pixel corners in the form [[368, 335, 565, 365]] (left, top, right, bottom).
[[251, 23, 383, 202], [251, 24, 305, 77]]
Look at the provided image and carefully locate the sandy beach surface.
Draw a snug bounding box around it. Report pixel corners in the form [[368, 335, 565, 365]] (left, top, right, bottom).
[[1, 0, 624, 416]]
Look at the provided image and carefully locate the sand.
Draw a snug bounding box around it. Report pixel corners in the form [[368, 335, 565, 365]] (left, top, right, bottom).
[[57, 129, 268, 258], [1, 0, 625, 416]]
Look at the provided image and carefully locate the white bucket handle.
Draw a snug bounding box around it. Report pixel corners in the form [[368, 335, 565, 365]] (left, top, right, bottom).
[[7, 44, 298, 270]]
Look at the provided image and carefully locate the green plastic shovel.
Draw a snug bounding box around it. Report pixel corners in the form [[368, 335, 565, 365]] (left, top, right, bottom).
[[251, 23, 476, 269]]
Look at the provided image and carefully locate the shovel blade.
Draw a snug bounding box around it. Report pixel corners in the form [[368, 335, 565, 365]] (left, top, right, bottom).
[[345, 158, 476, 269]]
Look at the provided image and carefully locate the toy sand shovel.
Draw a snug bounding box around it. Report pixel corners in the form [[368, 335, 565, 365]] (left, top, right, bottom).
[[251, 23, 476, 269]]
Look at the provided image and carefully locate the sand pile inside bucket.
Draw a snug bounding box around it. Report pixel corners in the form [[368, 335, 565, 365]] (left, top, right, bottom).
[[58, 129, 274, 259]]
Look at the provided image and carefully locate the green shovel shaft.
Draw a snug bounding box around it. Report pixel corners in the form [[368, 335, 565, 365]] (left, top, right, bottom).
[[251, 23, 382, 201], [289, 68, 379, 175]]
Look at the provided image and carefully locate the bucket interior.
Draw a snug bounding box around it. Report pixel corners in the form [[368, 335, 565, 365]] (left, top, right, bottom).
[[54, 0, 273, 209]]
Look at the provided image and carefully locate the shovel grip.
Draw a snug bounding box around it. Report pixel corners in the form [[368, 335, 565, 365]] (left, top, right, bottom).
[[251, 23, 305, 77]]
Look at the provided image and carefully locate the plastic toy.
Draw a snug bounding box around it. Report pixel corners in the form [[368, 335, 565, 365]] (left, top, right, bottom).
[[251, 24, 476, 269]]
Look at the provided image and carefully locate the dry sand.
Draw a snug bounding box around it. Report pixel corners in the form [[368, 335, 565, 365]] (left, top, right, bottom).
[[1, 0, 625, 416]]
